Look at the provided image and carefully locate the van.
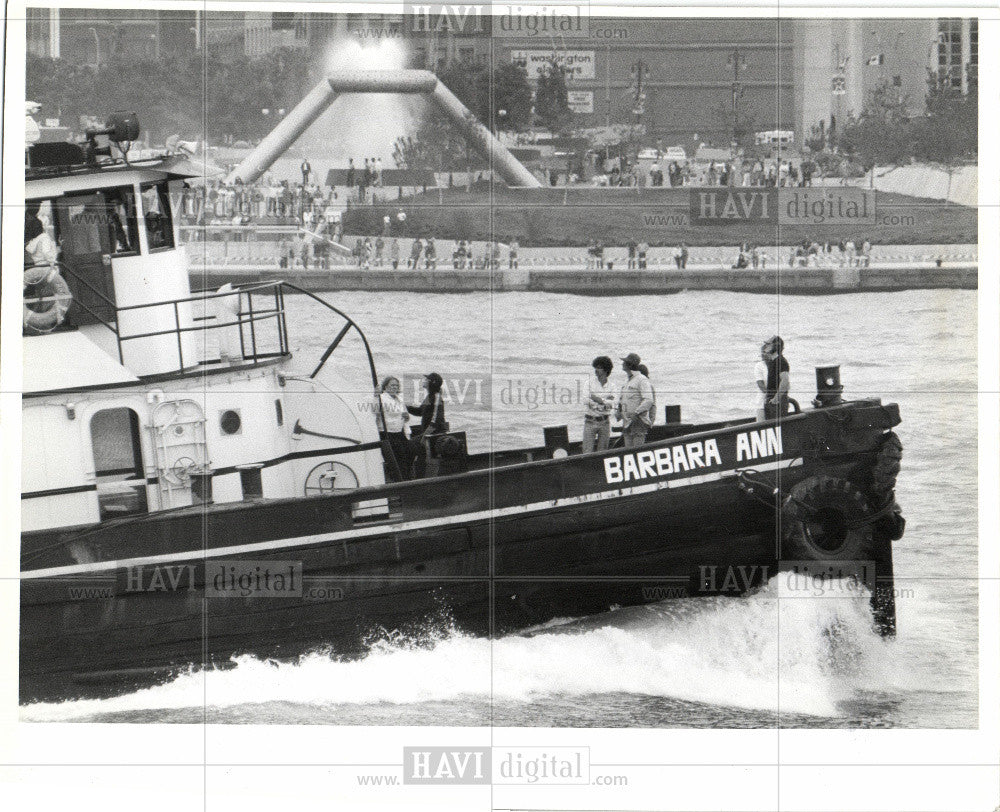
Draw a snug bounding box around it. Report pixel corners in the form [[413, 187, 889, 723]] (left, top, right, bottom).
[[755, 130, 794, 148]]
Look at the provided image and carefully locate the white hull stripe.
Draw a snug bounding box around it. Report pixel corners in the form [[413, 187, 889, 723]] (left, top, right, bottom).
[[21, 459, 802, 580]]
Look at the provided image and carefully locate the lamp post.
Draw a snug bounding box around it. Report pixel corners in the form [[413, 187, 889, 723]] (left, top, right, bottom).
[[726, 47, 748, 155], [629, 59, 649, 127], [88, 27, 100, 67]]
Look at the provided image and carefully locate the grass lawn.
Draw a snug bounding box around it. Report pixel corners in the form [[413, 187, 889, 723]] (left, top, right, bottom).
[[344, 185, 976, 246]]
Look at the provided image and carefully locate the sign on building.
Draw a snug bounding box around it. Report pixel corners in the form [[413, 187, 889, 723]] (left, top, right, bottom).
[[567, 91, 594, 114], [511, 50, 595, 81]]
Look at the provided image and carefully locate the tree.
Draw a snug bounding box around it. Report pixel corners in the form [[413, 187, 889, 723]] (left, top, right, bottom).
[[912, 70, 977, 201], [836, 81, 914, 184], [26, 47, 317, 144], [393, 106, 484, 174], [712, 102, 756, 151], [479, 63, 532, 133], [437, 60, 482, 114], [534, 60, 572, 134]]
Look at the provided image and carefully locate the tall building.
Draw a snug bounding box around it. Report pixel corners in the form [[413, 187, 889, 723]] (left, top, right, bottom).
[[26, 9, 979, 149], [495, 18, 794, 145], [25, 8, 317, 63], [792, 18, 977, 144], [27, 7, 60, 58]]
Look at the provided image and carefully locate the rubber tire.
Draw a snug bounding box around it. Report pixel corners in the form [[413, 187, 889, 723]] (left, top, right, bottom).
[[782, 475, 874, 561], [871, 431, 903, 499]]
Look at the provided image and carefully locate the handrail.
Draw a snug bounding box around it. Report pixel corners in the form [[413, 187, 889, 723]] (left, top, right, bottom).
[[278, 281, 402, 481], [24, 261, 124, 359], [116, 310, 282, 344], [119, 279, 284, 312], [278, 282, 378, 387], [31, 261, 120, 337]]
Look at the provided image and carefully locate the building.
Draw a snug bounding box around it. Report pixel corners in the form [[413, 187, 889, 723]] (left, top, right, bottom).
[[26, 9, 979, 149], [792, 18, 977, 145], [25, 8, 316, 64]]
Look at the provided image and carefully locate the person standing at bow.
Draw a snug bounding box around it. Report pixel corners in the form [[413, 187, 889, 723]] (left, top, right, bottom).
[[582, 356, 615, 453], [762, 336, 790, 420], [616, 353, 655, 448]]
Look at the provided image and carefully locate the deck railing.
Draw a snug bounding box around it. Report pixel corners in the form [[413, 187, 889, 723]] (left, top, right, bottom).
[[24, 263, 289, 372]]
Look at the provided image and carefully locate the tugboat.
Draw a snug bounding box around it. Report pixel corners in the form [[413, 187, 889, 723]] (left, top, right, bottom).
[[18, 114, 905, 703]]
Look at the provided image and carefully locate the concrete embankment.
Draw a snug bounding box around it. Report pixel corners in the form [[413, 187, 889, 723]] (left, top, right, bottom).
[[189, 263, 977, 295]]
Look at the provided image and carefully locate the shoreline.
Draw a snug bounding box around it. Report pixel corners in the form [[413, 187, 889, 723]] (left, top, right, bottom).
[[189, 262, 977, 295]]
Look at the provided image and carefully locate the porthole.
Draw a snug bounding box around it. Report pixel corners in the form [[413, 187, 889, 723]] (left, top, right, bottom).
[[219, 409, 242, 435]]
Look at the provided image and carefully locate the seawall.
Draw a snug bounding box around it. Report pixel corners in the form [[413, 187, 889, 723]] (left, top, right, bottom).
[[189, 263, 977, 295]]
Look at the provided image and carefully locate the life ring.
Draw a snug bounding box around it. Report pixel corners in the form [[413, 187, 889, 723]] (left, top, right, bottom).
[[23, 265, 72, 334], [781, 475, 874, 560]]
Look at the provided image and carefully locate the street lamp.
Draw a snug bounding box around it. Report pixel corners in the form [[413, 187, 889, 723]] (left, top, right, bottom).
[[726, 48, 749, 154], [88, 27, 100, 67], [629, 59, 649, 127]]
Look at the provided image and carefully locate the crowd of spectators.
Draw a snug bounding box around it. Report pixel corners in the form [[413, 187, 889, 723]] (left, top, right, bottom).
[[788, 238, 873, 268], [593, 155, 816, 189], [339, 237, 521, 271], [176, 177, 342, 229]]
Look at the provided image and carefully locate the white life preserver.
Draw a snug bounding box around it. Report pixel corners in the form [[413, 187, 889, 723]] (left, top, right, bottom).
[[23, 264, 72, 334]]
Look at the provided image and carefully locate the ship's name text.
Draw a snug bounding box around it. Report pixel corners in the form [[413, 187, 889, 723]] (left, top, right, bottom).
[[603, 427, 782, 484]]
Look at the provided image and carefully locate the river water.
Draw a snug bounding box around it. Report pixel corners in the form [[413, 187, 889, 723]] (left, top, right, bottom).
[[21, 288, 978, 727]]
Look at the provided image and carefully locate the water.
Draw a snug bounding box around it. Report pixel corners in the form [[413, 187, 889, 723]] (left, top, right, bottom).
[[21, 289, 978, 727]]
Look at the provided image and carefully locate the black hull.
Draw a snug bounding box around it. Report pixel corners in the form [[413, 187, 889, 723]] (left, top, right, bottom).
[[20, 402, 903, 703]]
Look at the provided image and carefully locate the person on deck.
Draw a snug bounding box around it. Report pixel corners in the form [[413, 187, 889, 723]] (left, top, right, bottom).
[[762, 335, 790, 420], [582, 356, 615, 453], [638, 364, 657, 429], [408, 372, 448, 478], [754, 345, 769, 421], [616, 353, 655, 448], [24, 208, 57, 266], [375, 377, 412, 481]]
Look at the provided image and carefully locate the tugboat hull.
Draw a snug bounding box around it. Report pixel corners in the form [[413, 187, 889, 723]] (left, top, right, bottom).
[[19, 401, 903, 703]]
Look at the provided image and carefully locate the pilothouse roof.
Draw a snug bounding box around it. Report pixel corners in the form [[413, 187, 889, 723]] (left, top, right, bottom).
[[25, 155, 202, 200]]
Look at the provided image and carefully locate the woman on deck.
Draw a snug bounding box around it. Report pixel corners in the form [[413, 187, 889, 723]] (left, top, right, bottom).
[[376, 376, 412, 481]]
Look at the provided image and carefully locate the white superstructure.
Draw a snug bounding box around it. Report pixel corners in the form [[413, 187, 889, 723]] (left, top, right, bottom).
[[22, 133, 385, 533]]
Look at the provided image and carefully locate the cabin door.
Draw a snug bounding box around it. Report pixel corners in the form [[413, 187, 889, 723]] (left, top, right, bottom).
[[149, 399, 208, 508], [90, 407, 149, 521], [54, 192, 116, 324]]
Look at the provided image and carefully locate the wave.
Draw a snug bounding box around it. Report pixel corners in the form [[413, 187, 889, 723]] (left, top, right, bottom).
[[20, 574, 905, 723]]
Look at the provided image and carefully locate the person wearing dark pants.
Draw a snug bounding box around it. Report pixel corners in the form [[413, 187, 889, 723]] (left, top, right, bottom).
[[377, 376, 412, 480], [408, 372, 447, 478], [762, 336, 790, 419]]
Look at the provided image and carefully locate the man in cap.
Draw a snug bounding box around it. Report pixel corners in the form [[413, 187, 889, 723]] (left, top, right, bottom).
[[616, 353, 655, 447], [762, 336, 790, 420]]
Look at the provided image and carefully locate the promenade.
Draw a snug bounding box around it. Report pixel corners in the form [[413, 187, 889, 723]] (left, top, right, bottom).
[[188, 250, 977, 296]]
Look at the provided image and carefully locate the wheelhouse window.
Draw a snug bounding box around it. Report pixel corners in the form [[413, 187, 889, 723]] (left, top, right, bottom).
[[91, 407, 148, 520], [54, 192, 118, 323], [105, 186, 140, 255], [140, 182, 175, 250]]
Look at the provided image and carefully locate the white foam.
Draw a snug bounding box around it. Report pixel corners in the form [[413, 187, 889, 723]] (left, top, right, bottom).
[[21, 574, 905, 722]]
